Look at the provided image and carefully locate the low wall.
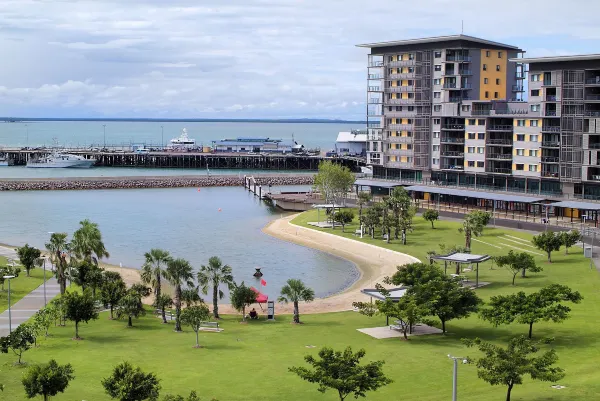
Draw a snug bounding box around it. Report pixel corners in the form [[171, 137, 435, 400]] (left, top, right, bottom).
[[0, 175, 314, 191]]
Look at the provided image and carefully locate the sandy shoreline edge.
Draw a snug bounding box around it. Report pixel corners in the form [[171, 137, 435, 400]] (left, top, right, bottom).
[[1, 214, 418, 314]]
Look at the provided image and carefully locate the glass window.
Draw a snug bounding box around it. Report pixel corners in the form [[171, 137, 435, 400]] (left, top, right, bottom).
[[433, 145, 440, 151], [484, 78, 489, 84], [434, 51, 442, 58], [485, 91, 489, 98], [529, 164, 537, 172], [468, 132, 476, 139], [477, 147, 485, 154], [434, 105, 442, 112], [516, 134, 525, 141], [478, 119, 485, 125], [531, 89, 540, 96], [434, 79, 441, 85], [530, 120, 539, 127], [433, 131, 440, 138], [494, 92, 499, 98], [435, 65, 442, 71], [496, 78, 501, 85], [496, 65, 501, 71], [530, 135, 538, 142], [433, 119, 441, 125], [468, 119, 476, 125], [461, 105, 471, 112], [531, 74, 540, 82], [516, 163, 524, 170], [529, 149, 538, 157], [478, 133, 485, 140], [433, 158, 439, 165], [516, 149, 525, 156], [434, 92, 441, 98], [486, 51, 490, 57], [483, 64, 487, 71], [477, 161, 484, 167], [468, 147, 475, 153], [468, 161, 475, 167], [531, 104, 540, 112], [498, 51, 503, 58], [517, 120, 525, 126]]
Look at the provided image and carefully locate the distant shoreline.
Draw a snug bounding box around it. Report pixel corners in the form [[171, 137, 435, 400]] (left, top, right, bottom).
[[0, 118, 366, 124]]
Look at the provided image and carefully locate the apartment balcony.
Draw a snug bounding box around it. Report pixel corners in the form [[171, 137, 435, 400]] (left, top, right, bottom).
[[368, 86, 382, 92], [386, 161, 413, 168], [542, 141, 560, 147], [385, 86, 415, 93], [440, 137, 465, 144], [545, 110, 558, 117], [440, 165, 465, 170], [443, 82, 457, 89], [441, 124, 465, 130], [386, 149, 413, 156], [445, 56, 472, 62], [542, 156, 560, 163], [472, 110, 491, 116], [541, 171, 560, 178], [368, 98, 383, 104], [588, 175, 600, 181], [368, 74, 383, 80], [387, 60, 416, 67], [441, 151, 464, 157], [512, 85, 525, 92], [385, 111, 417, 118], [586, 77, 600, 85], [487, 138, 513, 145], [486, 153, 512, 160], [367, 122, 382, 128], [387, 123, 413, 130], [387, 136, 413, 143], [546, 95, 558, 101], [459, 70, 473, 75], [588, 143, 600, 149], [586, 111, 600, 117], [449, 97, 472, 102], [487, 168, 512, 175], [387, 73, 415, 80], [384, 99, 417, 105], [368, 61, 384, 67], [541, 125, 561, 133], [487, 125, 513, 132], [585, 95, 600, 101], [367, 112, 383, 117]]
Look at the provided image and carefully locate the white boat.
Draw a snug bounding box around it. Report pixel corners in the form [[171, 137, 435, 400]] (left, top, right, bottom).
[[168, 128, 196, 149], [0, 153, 8, 167], [27, 151, 95, 168]]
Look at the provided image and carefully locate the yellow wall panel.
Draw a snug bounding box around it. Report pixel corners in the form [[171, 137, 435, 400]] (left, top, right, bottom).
[[402, 93, 408, 99], [479, 49, 508, 100]]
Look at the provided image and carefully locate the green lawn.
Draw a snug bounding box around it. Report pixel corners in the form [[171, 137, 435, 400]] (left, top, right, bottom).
[[1, 213, 599, 400], [0, 258, 46, 314]]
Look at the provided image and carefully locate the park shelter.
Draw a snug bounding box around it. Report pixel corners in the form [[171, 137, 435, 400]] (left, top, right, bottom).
[[361, 287, 409, 325], [430, 252, 491, 288], [549, 200, 600, 225], [354, 179, 404, 196]]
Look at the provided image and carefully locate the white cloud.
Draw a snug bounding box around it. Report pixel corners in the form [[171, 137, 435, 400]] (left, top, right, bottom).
[[0, 0, 598, 118]]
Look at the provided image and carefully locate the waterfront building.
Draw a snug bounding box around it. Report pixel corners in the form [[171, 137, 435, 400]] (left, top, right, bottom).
[[335, 130, 367, 156], [212, 137, 297, 153], [357, 35, 600, 199]]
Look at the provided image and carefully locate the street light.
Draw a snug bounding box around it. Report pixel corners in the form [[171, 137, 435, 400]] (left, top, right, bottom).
[[103, 124, 107, 149], [161, 125, 164, 149], [42, 256, 48, 306], [3, 275, 16, 334], [25, 124, 29, 147], [448, 354, 468, 401]]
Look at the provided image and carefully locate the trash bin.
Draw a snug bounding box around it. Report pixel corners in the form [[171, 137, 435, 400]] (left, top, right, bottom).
[[585, 247, 593, 258]]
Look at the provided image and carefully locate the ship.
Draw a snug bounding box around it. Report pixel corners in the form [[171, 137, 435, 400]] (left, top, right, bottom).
[[167, 128, 196, 149], [27, 151, 95, 168]]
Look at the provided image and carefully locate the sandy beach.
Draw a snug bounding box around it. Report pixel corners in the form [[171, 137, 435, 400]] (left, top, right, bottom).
[[1, 214, 419, 315]]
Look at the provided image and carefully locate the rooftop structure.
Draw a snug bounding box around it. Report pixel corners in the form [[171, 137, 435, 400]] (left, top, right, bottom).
[[357, 34, 523, 51], [335, 130, 367, 156], [212, 137, 296, 153]]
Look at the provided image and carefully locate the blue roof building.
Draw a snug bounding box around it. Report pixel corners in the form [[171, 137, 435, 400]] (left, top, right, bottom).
[[212, 137, 297, 153]]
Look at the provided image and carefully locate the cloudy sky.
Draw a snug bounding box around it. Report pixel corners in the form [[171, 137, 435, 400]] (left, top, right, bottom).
[[0, 0, 598, 119]]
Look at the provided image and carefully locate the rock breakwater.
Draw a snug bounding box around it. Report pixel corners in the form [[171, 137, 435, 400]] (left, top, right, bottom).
[[0, 175, 314, 191]]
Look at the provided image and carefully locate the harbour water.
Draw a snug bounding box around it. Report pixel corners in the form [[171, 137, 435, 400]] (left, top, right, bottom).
[[0, 121, 362, 150], [0, 186, 358, 300]]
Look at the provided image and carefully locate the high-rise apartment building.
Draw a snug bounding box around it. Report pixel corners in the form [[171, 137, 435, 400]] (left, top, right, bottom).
[[358, 35, 600, 199]]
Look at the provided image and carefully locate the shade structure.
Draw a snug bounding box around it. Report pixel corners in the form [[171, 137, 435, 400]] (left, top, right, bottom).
[[250, 286, 268, 303]]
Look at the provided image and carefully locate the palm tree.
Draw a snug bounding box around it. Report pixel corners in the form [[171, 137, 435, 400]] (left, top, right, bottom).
[[277, 279, 315, 324], [197, 256, 236, 319], [357, 191, 372, 228], [165, 258, 194, 332], [45, 233, 69, 294], [71, 219, 109, 264], [140, 249, 171, 302]]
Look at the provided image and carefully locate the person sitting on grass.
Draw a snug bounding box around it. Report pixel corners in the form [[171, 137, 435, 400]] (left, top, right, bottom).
[[249, 308, 258, 320]]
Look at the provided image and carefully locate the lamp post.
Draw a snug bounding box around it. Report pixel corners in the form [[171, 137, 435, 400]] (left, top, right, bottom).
[[103, 124, 106, 149], [161, 125, 164, 149], [42, 256, 47, 307], [3, 275, 16, 334], [448, 354, 467, 401]]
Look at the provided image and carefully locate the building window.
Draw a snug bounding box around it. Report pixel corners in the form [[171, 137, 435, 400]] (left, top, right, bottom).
[[433, 145, 440, 151], [433, 158, 439, 165], [531, 89, 540, 96], [496, 65, 501, 71], [468, 132, 476, 139], [486, 51, 490, 57], [478, 119, 485, 125], [435, 64, 442, 71], [516, 163, 524, 170], [408, 54, 414, 60], [516, 148, 525, 156], [531, 104, 540, 112], [496, 78, 501, 85], [483, 64, 487, 71], [468, 161, 475, 167], [516, 134, 525, 141], [434, 105, 442, 112], [433, 131, 440, 138], [434, 92, 441, 98], [433, 119, 441, 125], [530, 120, 539, 127], [408, 67, 415, 73], [529, 164, 538, 172], [517, 120, 526, 126], [531, 74, 540, 82], [468, 147, 475, 153], [484, 78, 489, 84], [478, 133, 485, 140], [530, 134, 538, 142], [477, 161, 485, 167], [485, 91, 489, 98], [529, 149, 539, 157], [477, 147, 485, 154], [494, 92, 499, 98], [461, 105, 471, 112], [407, 144, 413, 150], [434, 78, 441, 85], [407, 131, 413, 137], [407, 106, 415, 111], [406, 157, 413, 162], [468, 119, 476, 125], [434, 51, 442, 58]]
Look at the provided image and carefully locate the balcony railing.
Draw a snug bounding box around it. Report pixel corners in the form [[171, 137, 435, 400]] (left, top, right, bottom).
[[387, 136, 413, 143], [487, 138, 512, 145], [542, 126, 560, 132], [441, 165, 465, 170], [487, 154, 512, 160], [387, 73, 415, 80], [441, 124, 465, 130], [545, 110, 558, 117], [586, 77, 600, 85], [512, 85, 525, 92], [386, 161, 413, 168], [367, 112, 383, 117], [441, 151, 465, 157], [542, 156, 560, 163], [588, 175, 600, 181], [368, 74, 383, 80], [443, 83, 457, 89], [446, 56, 472, 62], [385, 99, 417, 105], [542, 141, 560, 147], [459, 70, 473, 75], [386, 149, 413, 156], [368, 86, 382, 92], [546, 95, 557, 101], [440, 137, 465, 144], [460, 84, 473, 89], [487, 125, 513, 131], [385, 111, 417, 118], [449, 97, 472, 102], [387, 60, 416, 67], [385, 86, 415, 93], [589, 143, 600, 149], [472, 110, 491, 116], [387, 124, 413, 130], [487, 168, 512, 174], [586, 111, 600, 117], [368, 61, 384, 67], [542, 171, 560, 178], [543, 79, 553, 86], [586, 95, 600, 101]]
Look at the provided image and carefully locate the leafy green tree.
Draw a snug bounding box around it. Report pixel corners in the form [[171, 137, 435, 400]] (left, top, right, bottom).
[[33, 306, 61, 338], [62, 290, 99, 339], [463, 336, 565, 401], [333, 209, 355, 232], [532, 231, 562, 262], [415, 277, 482, 334], [494, 251, 543, 285], [230, 282, 257, 322], [49, 296, 67, 327], [165, 258, 194, 331], [180, 304, 211, 348], [363, 204, 381, 239], [197, 256, 235, 319], [72, 260, 104, 293], [0, 324, 36, 364], [181, 287, 203, 308], [155, 294, 173, 324], [560, 230, 582, 255], [278, 279, 315, 324], [117, 289, 146, 327], [387, 187, 414, 244], [130, 283, 152, 298], [458, 211, 490, 250], [71, 219, 110, 264], [45, 233, 69, 294], [0, 264, 21, 290], [100, 272, 127, 319], [384, 262, 444, 287], [102, 362, 161, 401], [140, 249, 172, 301], [16, 244, 41, 277], [422, 209, 439, 229], [289, 346, 393, 401], [22, 359, 75, 401], [357, 192, 372, 227], [162, 391, 202, 401], [380, 200, 392, 243], [480, 284, 583, 338], [313, 160, 355, 206]]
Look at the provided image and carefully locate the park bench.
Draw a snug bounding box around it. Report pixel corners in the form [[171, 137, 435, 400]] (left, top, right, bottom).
[[155, 309, 175, 321], [199, 321, 222, 332]]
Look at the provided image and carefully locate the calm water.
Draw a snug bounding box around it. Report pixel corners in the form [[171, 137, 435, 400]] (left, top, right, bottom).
[[0, 166, 316, 179], [0, 187, 358, 300], [0, 121, 362, 150]]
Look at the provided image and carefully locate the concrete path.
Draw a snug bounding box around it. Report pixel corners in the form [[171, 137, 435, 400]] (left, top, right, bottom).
[[0, 245, 60, 337]]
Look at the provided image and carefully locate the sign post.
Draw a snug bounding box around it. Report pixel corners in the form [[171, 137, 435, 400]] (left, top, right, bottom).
[[267, 301, 275, 321]]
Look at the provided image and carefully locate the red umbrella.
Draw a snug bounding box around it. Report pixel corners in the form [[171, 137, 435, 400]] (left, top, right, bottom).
[[250, 286, 268, 303]]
